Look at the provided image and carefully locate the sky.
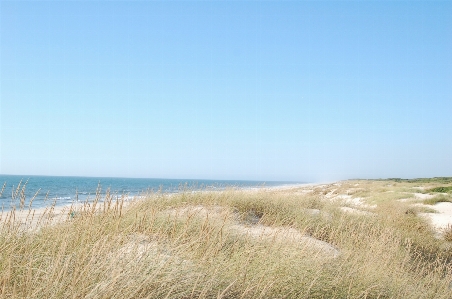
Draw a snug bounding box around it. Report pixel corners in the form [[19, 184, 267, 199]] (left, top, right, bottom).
[[1, 1, 451, 182]]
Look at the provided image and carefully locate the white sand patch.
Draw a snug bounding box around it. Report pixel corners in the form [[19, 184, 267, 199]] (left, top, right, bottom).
[[413, 193, 436, 200], [423, 202, 452, 228], [229, 224, 339, 258], [418, 202, 452, 235], [332, 195, 376, 209], [339, 207, 375, 216]]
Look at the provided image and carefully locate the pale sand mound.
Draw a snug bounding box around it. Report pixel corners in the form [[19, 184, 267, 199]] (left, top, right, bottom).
[[113, 234, 194, 273], [164, 205, 340, 257], [339, 207, 375, 216], [413, 193, 436, 200], [229, 224, 340, 258], [419, 202, 452, 233], [332, 194, 376, 209]]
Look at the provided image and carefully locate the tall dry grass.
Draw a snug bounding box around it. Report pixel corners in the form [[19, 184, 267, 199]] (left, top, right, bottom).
[[0, 181, 451, 298]]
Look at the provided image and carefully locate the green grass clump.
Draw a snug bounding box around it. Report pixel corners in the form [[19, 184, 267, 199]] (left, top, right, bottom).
[[1, 180, 452, 298], [428, 186, 452, 193]]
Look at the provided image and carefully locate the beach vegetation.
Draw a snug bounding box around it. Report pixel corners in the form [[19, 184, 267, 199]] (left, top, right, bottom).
[[423, 194, 452, 205], [428, 186, 452, 193], [377, 177, 452, 184], [0, 180, 452, 298], [443, 225, 452, 242]]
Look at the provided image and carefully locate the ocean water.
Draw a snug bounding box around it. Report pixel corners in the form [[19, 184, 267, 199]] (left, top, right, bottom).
[[0, 175, 300, 211]]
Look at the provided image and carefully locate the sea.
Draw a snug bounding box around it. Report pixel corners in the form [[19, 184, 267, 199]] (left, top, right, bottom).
[[0, 175, 301, 211]]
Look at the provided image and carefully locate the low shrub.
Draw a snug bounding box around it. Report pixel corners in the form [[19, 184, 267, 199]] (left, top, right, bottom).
[[429, 186, 452, 193]]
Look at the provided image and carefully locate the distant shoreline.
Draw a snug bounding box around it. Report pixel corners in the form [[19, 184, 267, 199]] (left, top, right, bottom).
[[0, 174, 304, 212]]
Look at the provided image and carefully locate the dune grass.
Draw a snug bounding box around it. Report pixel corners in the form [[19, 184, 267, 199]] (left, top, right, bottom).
[[0, 181, 452, 298], [423, 194, 452, 205]]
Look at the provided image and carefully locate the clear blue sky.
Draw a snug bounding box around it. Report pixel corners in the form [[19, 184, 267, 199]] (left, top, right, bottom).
[[1, 1, 451, 182]]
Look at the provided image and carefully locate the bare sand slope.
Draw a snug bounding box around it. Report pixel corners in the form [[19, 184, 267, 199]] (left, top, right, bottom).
[[419, 202, 452, 232], [229, 224, 340, 258]]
